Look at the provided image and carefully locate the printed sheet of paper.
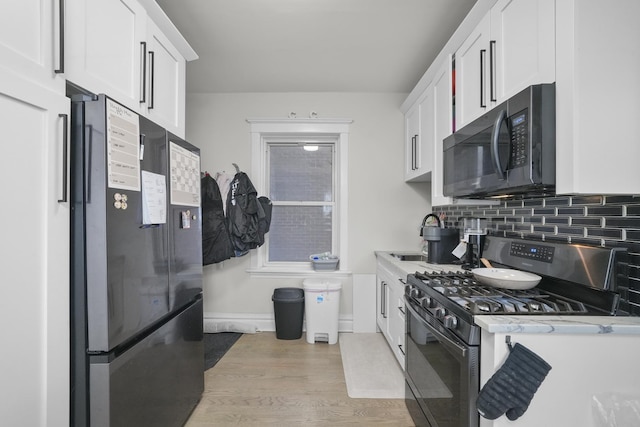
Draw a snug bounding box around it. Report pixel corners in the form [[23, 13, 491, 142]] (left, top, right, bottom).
[[141, 171, 167, 224], [169, 141, 201, 207], [107, 98, 140, 191]]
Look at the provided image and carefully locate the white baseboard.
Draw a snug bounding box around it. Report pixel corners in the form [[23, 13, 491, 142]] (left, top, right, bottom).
[[204, 312, 353, 334]]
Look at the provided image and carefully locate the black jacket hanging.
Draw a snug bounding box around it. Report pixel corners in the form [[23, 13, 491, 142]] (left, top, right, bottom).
[[226, 172, 271, 255], [201, 174, 235, 265]]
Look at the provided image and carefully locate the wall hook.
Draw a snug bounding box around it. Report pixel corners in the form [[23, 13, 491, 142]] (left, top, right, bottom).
[[505, 335, 513, 351]]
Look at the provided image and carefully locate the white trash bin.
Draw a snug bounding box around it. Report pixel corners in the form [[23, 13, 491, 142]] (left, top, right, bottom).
[[302, 278, 342, 344]]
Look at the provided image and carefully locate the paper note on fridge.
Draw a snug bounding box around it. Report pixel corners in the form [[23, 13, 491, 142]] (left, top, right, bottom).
[[141, 171, 167, 224]]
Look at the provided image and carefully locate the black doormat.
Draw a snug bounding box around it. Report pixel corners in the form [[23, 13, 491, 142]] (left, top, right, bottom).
[[204, 332, 242, 371]]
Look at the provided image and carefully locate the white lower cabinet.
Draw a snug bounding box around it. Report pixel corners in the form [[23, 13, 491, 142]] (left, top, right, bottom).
[[480, 329, 640, 426], [376, 261, 406, 369], [0, 67, 70, 427]]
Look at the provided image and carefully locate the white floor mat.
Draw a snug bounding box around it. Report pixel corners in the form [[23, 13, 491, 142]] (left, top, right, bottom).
[[339, 333, 405, 399]]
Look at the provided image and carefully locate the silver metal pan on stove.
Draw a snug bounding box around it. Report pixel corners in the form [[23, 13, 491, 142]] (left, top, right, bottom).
[[471, 268, 542, 290]]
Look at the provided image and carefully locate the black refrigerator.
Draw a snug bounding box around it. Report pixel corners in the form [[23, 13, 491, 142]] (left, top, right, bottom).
[[70, 94, 204, 427]]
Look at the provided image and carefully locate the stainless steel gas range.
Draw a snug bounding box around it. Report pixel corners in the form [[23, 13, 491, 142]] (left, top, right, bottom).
[[403, 236, 627, 427]]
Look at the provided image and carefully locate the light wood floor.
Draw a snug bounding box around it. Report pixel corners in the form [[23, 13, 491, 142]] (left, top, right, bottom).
[[185, 332, 415, 426]]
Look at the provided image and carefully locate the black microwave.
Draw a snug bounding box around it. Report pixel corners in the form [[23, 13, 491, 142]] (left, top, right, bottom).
[[443, 83, 555, 198]]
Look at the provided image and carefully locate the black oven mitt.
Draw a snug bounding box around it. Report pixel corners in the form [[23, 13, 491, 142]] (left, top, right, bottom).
[[476, 342, 552, 421]]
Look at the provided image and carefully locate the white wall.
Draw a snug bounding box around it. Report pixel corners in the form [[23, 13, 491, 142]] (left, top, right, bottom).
[[186, 92, 431, 330]]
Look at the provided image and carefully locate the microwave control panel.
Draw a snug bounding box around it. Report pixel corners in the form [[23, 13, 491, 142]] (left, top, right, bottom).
[[509, 110, 528, 167]]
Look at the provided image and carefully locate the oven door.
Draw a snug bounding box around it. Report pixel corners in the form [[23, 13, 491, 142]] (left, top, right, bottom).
[[405, 298, 479, 427]]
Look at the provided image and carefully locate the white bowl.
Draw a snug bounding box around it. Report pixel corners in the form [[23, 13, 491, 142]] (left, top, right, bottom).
[[471, 268, 542, 290]]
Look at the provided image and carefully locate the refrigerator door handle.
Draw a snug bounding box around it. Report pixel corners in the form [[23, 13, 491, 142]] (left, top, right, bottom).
[[58, 113, 68, 203]]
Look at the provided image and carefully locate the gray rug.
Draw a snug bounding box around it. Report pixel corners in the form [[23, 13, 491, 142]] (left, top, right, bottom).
[[339, 333, 405, 399], [204, 332, 242, 371]]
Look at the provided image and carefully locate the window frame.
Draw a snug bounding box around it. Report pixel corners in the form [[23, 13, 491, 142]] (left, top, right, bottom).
[[247, 118, 351, 277]]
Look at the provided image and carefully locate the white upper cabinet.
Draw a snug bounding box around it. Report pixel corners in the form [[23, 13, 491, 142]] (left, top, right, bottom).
[[490, 0, 555, 103], [455, 0, 555, 128], [0, 0, 66, 92], [454, 12, 491, 129], [66, 0, 148, 109], [431, 57, 455, 206], [66, 0, 195, 137], [405, 55, 455, 200], [555, 0, 640, 195], [417, 86, 435, 180], [143, 17, 186, 136], [404, 0, 639, 198], [404, 103, 426, 181]]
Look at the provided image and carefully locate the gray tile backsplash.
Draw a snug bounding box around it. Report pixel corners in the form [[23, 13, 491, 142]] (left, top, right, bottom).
[[435, 194, 640, 315]]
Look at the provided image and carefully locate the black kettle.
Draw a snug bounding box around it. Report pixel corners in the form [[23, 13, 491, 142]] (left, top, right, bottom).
[[419, 213, 441, 236], [420, 213, 459, 264]]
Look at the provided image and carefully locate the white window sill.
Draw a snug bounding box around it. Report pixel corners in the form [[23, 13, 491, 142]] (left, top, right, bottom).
[[246, 267, 352, 279]]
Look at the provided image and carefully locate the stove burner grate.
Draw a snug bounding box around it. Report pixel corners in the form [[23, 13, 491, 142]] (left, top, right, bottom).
[[413, 270, 589, 315]]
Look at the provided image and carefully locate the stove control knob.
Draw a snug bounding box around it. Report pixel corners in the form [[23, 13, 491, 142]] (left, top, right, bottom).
[[420, 296, 432, 309], [434, 307, 446, 319], [443, 314, 458, 330], [409, 287, 422, 299]]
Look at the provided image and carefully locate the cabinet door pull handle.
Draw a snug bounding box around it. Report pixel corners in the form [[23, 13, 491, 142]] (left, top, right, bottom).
[[398, 344, 405, 355], [382, 282, 388, 318], [414, 134, 419, 170], [490, 40, 497, 102], [148, 51, 155, 109], [58, 113, 68, 203], [480, 49, 486, 108], [398, 305, 405, 315], [54, 0, 65, 73], [411, 136, 416, 171], [140, 42, 147, 103]]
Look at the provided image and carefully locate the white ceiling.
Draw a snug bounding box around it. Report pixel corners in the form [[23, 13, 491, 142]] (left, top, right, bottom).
[[155, 0, 477, 94]]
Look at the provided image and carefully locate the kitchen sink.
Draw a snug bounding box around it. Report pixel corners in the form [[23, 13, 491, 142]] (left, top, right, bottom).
[[390, 253, 427, 262]]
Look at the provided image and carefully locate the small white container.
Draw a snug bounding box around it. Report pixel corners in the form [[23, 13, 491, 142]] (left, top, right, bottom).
[[309, 253, 340, 271], [302, 278, 342, 344]]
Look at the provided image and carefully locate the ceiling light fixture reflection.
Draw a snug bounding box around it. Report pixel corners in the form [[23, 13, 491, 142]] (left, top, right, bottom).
[[303, 145, 319, 152]]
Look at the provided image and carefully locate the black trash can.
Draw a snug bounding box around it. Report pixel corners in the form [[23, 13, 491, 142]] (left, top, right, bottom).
[[272, 287, 305, 340]]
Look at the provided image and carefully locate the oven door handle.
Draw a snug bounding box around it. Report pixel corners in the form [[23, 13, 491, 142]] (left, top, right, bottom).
[[406, 300, 468, 359]]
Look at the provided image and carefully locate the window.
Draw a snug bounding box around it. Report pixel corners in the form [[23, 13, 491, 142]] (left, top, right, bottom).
[[247, 118, 351, 275], [268, 142, 334, 262]]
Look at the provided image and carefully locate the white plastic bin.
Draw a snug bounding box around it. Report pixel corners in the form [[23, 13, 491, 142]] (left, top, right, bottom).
[[302, 278, 342, 344]]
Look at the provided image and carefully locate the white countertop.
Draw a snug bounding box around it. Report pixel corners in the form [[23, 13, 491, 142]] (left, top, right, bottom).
[[475, 315, 640, 335], [374, 250, 463, 278], [376, 251, 640, 335]]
